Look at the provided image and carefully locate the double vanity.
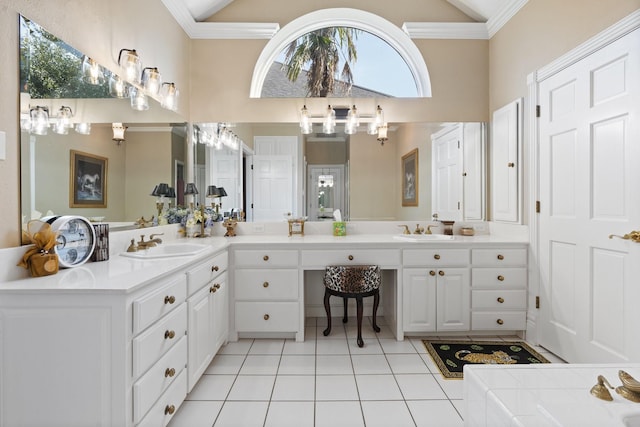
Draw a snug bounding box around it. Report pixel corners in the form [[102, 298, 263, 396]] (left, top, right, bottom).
[[0, 222, 528, 427]]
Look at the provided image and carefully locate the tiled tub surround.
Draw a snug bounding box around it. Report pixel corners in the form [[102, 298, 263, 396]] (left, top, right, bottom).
[[0, 221, 532, 426], [464, 363, 640, 427]]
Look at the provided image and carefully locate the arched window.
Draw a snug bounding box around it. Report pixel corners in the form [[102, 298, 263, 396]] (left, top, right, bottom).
[[250, 8, 431, 98]]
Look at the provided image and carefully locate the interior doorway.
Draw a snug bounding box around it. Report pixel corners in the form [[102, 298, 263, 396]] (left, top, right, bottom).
[[307, 165, 345, 221]]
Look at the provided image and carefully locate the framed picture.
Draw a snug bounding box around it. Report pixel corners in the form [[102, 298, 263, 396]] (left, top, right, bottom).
[[402, 148, 418, 206], [70, 150, 108, 208]]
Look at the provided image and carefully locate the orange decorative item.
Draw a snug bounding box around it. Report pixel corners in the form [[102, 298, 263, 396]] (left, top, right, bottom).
[[18, 221, 59, 277]]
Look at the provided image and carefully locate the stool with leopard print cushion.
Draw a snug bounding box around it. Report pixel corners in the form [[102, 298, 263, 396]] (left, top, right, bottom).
[[322, 265, 381, 347]]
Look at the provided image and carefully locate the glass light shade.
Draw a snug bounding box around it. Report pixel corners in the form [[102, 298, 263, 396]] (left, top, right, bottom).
[[323, 105, 336, 134], [75, 123, 91, 135], [30, 106, 49, 136], [20, 118, 32, 132], [112, 122, 126, 142], [367, 121, 378, 135], [346, 105, 359, 127], [82, 56, 104, 85], [374, 105, 385, 128], [118, 49, 142, 84], [160, 83, 179, 111], [141, 67, 162, 95], [55, 106, 73, 131], [377, 124, 388, 142], [52, 121, 69, 135], [300, 105, 312, 134], [129, 87, 149, 111], [108, 74, 129, 99]]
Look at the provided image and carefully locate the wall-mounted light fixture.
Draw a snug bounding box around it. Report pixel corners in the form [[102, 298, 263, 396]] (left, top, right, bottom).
[[300, 104, 387, 142], [52, 106, 73, 135], [108, 73, 129, 99], [160, 82, 179, 111], [129, 86, 149, 111], [141, 67, 162, 95], [112, 122, 127, 145], [323, 105, 336, 134], [195, 123, 243, 151], [74, 123, 92, 135], [376, 124, 388, 145], [29, 106, 50, 136], [82, 56, 104, 85], [117, 48, 142, 84]]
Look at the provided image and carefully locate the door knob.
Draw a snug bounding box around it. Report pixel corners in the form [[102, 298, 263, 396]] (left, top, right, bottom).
[[164, 295, 175, 304], [429, 270, 436, 276], [508, 162, 515, 168], [609, 230, 640, 243], [263, 281, 269, 288], [434, 254, 441, 260], [438, 270, 445, 276]]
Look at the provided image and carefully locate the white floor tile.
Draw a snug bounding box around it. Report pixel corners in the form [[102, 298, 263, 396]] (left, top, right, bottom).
[[168, 401, 223, 427], [218, 339, 253, 355], [345, 324, 381, 339], [316, 337, 350, 354], [451, 399, 464, 420], [386, 353, 431, 374], [318, 324, 347, 338], [395, 374, 449, 400], [419, 352, 441, 374], [187, 375, 235, 401], [278, 355, 315, 375], [271, 375, 315, 401], [265, 401, 315, 427], [226, 375, 275, 401], [434, 374, 465, 400], [355, 374, 403, 400], [316, 375, 359, 400], [374, 325, 397, 339], [407, 400, 464, 427], [304, 325, 317, 339], [315, 401, 364, 427], [204, 355, 245, 375], [213, 401, 268, 427], [379, 338, 419, 354], [361, 400, 415, 427], [238, 355, 280, 375], [283, 339, 317, 355], [248, 339, 285, 354], [351, 354, 392, 375], [316, 354, 354, 375], [347, 338, 384, 354]]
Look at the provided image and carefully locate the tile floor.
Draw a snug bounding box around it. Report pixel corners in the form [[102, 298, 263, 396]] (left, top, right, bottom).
[[168, 317, 564, 427]]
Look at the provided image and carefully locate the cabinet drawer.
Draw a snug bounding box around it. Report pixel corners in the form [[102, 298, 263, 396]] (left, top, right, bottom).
[[234, 250, 298, 268], [301, 249, 400, 267], [137, 368, 187, 427], [472, 268, 527, 288], [235, 269, 299, 300], [133, 303, 187, 378], [472, 248, 526, 266], [472, 290, 527, 310], [471, 311, 526, 330], [186, 251, 228, 295], [235, 302, 299, 332], [133, 275, 187, 334], [133, 336, 187, 424], [403, 249, 469, 267]]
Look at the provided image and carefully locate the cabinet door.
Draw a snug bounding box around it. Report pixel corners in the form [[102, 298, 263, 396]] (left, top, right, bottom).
[[403, 268, 436, 332], [211, 272, 228, 354], [187, 286, 214, 392], [436, 268, 470, 331]]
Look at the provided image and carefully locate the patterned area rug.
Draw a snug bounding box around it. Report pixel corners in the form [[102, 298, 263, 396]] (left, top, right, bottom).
[[423, 340, 550, 379]]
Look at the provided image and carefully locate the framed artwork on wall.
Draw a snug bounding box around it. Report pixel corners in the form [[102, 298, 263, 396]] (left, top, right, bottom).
[[402, 148, 418, 206], [70, 150, 108, 208]]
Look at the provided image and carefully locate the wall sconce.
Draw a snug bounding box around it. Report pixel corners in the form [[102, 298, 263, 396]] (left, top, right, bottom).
[[30, 106, 50, 136], [141, 67, 162, 95], [344, 105, 359, 135], [129, 86, 149, 111], [196, 123, 243, 151], [82, 56, 104, 85], [53, 106, 73, 135], [323, 105, 336, 134], [75, 123, 92, 135], [367, 105, 385, 135], [300, 105, 312, 134], [160, 82, 179, 111], [118, 48, 142, 84], [108, 73, 129, 99], [112, 122, 127, 145], [376, 124, 388, 145], [301, 104, 385, 140]]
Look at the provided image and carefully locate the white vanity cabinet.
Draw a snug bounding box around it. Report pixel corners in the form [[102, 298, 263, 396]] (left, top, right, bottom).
[[471, 247, 527, 330], [402, 249, 471, 332], [231, 249, 302, 340], [186, 251, 228, 391]]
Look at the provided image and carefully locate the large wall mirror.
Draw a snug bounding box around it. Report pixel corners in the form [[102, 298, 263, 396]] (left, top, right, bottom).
[[19, 16, 187, 241]]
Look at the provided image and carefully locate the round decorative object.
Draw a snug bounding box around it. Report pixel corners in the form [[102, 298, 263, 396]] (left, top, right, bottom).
[[42, 215, 96, 268]]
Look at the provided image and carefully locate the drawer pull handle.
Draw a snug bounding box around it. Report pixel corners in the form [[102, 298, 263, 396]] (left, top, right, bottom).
[[429, 270, 436, 276], [497, 275, 505, 281], [438, 270, 445, 276], [165, 367, 176, 378], [496, 319, 504, 325], [263, 255, 269, 261], [264, 314, 270, 321], [508, 162, 515, 168], [497, 254, 504, 260], [434, 254, 441, 260], [165, 404, 176, 415], [497, 297, 505, 303], [210, 286, 217, 293], [164, 295, 176, 305], [348, 255, 354, 261], [263, 281, 269, 288], [164, 330, 176, 339], [211, 265, 219, 272], [215, 283, 221, 289]]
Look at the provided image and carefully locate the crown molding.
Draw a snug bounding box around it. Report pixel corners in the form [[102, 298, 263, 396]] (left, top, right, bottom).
[[402, 22, 489, 39], [486, 0, 529, 38]]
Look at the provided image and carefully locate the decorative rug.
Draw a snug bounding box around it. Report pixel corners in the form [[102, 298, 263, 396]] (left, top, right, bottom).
[[423, 340, 550, 379]]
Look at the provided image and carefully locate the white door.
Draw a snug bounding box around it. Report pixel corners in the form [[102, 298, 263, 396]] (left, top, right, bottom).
[[491, 99, 521, 223], [538, 29, 640, 363], [432, 126, 462, 220], [462, 123, 486, 221], [252, 155, 293, 221], [207, 148, 240, 215]]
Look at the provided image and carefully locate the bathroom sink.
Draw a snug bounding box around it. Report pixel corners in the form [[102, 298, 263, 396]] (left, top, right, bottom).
[[120, 243, 210, 259], [393, 234, 454, 242]]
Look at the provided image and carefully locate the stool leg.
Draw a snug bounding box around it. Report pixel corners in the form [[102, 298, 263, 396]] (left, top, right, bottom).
[[322, 289, 332, 336], [372, 290, 381, 333], [342, 297, 349, 323], [356, 296, 364, 347]]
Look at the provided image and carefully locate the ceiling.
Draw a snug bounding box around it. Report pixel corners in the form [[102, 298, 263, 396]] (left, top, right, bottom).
[[163, 0, 529, 39]]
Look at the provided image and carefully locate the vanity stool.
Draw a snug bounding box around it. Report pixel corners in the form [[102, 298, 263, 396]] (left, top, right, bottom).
[[322, 265, 381, 347]]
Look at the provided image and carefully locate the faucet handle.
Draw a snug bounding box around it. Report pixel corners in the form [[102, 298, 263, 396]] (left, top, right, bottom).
[[590, 375, 614, 401], [398, 225, 410, 235], [426, 225, 434, 235], [150, 233, 165, 239]]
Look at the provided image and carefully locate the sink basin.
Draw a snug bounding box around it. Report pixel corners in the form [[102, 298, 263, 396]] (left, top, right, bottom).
[[393, 234, 454, 242], [120, 243, 210, 259]]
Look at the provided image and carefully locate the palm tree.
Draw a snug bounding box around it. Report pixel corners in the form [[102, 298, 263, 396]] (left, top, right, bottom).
[[282, 27, 359, 97]]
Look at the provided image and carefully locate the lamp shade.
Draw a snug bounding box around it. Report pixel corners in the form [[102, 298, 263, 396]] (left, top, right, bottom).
[[206, 185, 220, 197], [184, 183, 199, 195], [166, 187, 176, 198], [157, 183, 170, 195], [217, 187, 228, 197]]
